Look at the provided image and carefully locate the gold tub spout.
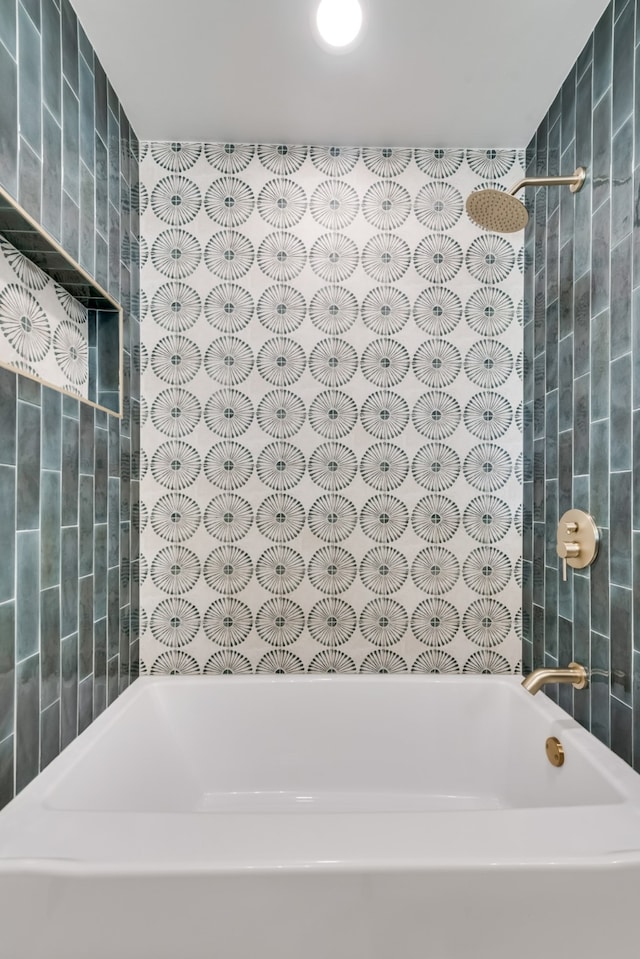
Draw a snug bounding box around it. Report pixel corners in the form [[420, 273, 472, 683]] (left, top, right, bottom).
[[521, 662, 588, 696]]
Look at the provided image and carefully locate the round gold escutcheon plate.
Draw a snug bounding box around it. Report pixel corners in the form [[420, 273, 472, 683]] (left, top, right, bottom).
[[546, 736, 565, 767]]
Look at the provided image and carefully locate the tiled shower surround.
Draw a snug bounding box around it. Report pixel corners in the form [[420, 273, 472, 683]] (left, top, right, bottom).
[[140, 144, 523, 674], [0, 0, 140, 807], [523, 0, 640, 769]]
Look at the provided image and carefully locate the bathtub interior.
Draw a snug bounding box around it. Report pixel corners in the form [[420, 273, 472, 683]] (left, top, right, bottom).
[[38, 676, 623, 814]]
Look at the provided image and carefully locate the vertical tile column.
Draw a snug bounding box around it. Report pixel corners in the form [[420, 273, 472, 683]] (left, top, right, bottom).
[[523, 0, 640, 769]]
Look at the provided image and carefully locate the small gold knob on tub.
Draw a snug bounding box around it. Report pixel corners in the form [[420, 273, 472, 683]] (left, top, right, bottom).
[[546, 736, 565, 767]]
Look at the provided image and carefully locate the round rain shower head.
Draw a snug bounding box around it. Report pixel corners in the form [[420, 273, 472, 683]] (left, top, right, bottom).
[[466, 189, 529, 233], [465, 168, 586, 234]]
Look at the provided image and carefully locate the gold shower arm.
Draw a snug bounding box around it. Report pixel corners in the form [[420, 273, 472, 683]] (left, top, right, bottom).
[[508, 167, 586, 196]]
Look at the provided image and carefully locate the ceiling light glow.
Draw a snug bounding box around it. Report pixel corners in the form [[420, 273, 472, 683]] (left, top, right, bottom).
[[316, 0, 363, 48]]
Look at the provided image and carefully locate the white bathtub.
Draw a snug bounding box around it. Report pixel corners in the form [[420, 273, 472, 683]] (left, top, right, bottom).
[[1, 675, 640, 958]]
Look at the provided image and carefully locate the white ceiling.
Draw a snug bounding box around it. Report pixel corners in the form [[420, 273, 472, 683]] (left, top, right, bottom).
[[72, 0, 610, 147]]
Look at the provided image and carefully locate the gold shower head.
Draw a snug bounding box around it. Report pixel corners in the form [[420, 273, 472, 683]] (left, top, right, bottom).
[[466, 167, 586, 233]]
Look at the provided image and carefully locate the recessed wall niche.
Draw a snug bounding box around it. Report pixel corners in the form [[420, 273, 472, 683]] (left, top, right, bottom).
[[0, 187, 122, 416]]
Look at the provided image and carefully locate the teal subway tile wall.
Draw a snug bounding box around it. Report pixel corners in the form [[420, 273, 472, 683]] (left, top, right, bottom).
[[0, 0, 140, 808], [522, 0, 640, 768]]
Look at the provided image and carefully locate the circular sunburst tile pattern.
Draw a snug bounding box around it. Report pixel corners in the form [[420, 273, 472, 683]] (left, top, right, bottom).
[[204, 230, 254, 280], [310, 233, 358, 283], [151, 229, 201, 279], [150, 334, 201, 385], [257, 284, 306, 334], [309, 390, 358, 439], [203, 546, 253, 594], [413, 287, 462, 336], [204, 336, 254, 385], [151, 141, 201, 172], [204, 493, 253, 542], [465, 286, 514, 336], [204, 177, 254, 227], [412, 340, 462, 389], [204, 142, 254, 173], [361, 286, 410, 335], [412, 649, 459, 673], [308, 493, 358, 543], [151, 650, 201, 675], [256, 441, 305, 491], [360, 546, 408, 594], [53, 321, 88, 384], [414, 235, 463, 283], [258, 143, 307, 175], [363, 147, 411, 178], [308, 546, 357, 594], [362, 234, 410, 283], [308, 442, 358, 491], [256, 493, 305, 543], [308, 649, 356, 672], [151, 546, 201, 594], [360, 494, 409, 543], [151, 282, 201, 332], [150, 597, 200, 647], [258, 178, 307, 229], [360, 597, 408, 648], [151, 175, 201, 225], [204, 650, 252, 674], [414, 148, 464, 178], [309, 285, 358, 334], [463, 495, 512, 543], [204, 389, 253, 437], [256, 546, 305, 594], [310, 180, 359, 230], [414, 182, 463, 231], [151, 441, 201, 490], [256, 598, 305, 646], [309, 338, 358, 388], [360, 649, 407, 673], [411, 495, 460, 544], [411, 546, 460, 594], [310, 145, 360, 176], [257, 649, 305, 673], [362, 181, 411, 230], [256, 389, 306, 439], [0, 284, 51, 362], [151, 493, 201, 543], [462, 598, 512, 647], [204, 283, 254, 333], [360, 339, 410, 388], [308, 597, 356, 646], [466, 234, 515, 284], [411, 597, 460, 647], [203, 598, 253, 646], [257, 336, 306, 387], [203, 442, 254, 491], [360, 390, 410, 440], [360, 442, 409, 492], [258, 231, 307, 281]]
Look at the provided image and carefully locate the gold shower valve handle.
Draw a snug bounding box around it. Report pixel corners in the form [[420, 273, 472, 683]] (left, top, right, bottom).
[[556, 509, 599, 582], [559, 542, 581, 581]]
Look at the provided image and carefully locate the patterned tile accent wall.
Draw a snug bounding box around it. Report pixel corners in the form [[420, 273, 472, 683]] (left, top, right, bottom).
[[140, 144, 523, 676], [0, 0, 140, 809], [523, 0, 640, 768]]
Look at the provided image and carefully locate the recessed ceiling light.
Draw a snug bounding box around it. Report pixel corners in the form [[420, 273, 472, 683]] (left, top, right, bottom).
[[316, 0, 363, 49]]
